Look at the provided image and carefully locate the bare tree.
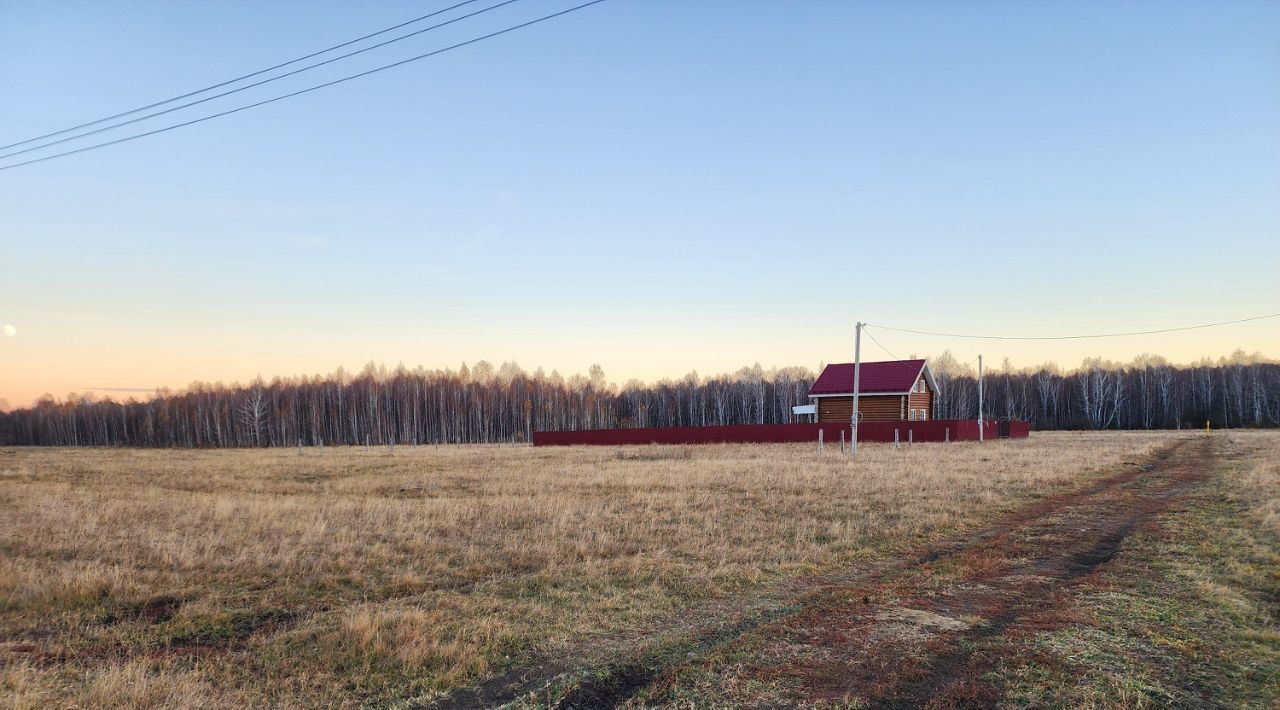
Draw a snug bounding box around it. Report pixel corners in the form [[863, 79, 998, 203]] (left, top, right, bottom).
[[239, 386, 269, 447], [1078, 359, 1123, 430]]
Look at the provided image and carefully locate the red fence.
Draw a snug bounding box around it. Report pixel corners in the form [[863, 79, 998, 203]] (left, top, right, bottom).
[[533, 419, 1025, 446]]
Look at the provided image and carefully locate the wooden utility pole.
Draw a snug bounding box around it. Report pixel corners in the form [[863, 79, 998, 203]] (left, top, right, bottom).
[[852, 322, 863, 458], [978, 354, 984, 443]]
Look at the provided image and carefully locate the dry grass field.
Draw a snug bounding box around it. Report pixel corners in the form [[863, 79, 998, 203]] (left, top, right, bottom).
[[1, 432, 1274, 708]]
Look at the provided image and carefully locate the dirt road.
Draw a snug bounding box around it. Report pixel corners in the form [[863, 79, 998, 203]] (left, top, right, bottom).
[[732, 437, 1215, 708]]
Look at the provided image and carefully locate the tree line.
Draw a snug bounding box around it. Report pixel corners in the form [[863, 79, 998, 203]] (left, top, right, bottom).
[[1, 353, 1277, 447], [927, 351, 1280, 431]]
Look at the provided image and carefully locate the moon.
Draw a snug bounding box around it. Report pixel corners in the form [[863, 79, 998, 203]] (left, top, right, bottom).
[[2, 324, 15, 337]]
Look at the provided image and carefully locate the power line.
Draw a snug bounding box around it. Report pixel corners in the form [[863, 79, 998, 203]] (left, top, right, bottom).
[[0, 0, 529, 162], [863, 327, 898, 359], [0, 0, 611, 171], [0, 0, 492, 152], [865, 312, 1280, 341]]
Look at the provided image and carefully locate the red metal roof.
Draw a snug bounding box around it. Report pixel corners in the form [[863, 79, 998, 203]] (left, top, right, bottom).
[[808, 359, 927, 396]]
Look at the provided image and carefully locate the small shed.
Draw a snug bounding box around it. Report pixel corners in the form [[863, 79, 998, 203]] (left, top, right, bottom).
[[791, 403, 817, 422]]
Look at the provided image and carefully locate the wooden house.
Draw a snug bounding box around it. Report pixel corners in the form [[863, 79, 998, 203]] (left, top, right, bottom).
[[808, 358, 938, 423]]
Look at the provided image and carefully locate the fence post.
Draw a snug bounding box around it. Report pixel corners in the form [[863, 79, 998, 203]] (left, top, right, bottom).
[[945, 427, 950, 443], [318, 435, 323, 454], [818, 429, 824, 452], [840, 429, 845, 453], [894, 429, 900, 449], [908, 429, 913, 446]]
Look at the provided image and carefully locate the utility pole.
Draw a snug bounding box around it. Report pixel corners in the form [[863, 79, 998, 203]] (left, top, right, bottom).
[[852, 322, 863, 458], [978, 354, 984, 442]]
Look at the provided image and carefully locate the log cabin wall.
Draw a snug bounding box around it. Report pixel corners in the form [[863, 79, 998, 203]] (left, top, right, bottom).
[[907, 391, 934, 419], [817, 395, 906, 423]]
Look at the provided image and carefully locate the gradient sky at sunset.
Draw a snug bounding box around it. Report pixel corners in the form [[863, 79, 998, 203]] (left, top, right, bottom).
[[2, 1, 1278, 409]]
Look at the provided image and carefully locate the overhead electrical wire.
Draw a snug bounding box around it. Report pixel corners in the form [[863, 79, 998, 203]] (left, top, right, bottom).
[[0, 0, 493, 152], [863, 327, 899, 360], [864, 312, 1280, 341], [0, 0, 611, 171], [0, 0, 529, 162]]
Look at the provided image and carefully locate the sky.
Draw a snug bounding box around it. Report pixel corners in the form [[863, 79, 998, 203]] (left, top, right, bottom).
[[1, 0, 1278, 409]]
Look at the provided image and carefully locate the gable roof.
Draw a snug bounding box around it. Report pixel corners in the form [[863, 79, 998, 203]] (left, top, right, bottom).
[[808, 359, 933, 396]]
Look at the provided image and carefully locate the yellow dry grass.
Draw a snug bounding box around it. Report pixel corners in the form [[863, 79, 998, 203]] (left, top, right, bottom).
[[0, 432, 1186, 707], [1233, 430, 1280, 536]]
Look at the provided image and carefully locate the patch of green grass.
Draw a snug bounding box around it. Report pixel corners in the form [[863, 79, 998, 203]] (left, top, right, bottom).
[[162, 608, 298, 647]]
